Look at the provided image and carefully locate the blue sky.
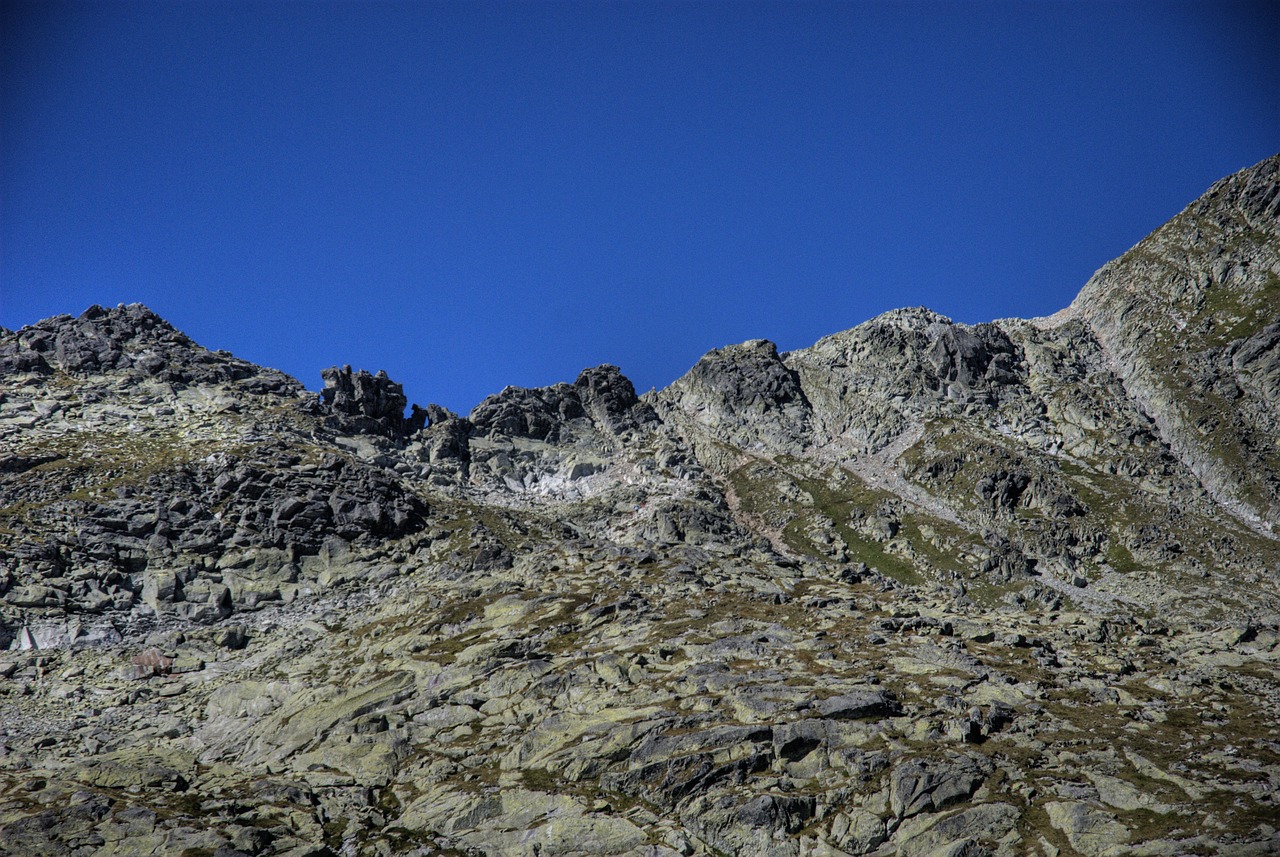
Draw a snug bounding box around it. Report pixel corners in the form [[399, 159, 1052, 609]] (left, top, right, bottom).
[[3, 1, 1278, 414]]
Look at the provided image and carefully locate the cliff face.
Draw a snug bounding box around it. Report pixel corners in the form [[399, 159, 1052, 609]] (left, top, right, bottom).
[[1070, 155, 1280, 527], [0, 156, 1278, 857]]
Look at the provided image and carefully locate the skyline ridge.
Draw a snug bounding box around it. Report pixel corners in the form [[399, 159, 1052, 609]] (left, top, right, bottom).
[[5, 1, 1278, 413]]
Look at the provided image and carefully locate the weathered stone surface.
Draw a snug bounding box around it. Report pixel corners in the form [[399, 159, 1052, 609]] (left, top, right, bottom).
[[890, 755, 987, 819], [660, 338, 811, 452], [1045, 800, 1130, 856], [815, 689, 900, 720]]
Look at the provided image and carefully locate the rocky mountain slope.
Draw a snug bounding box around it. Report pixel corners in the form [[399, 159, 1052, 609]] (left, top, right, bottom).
[[0, 154, 1277, 857]]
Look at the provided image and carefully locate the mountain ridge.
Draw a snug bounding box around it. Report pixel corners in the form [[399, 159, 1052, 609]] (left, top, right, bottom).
[[0, 154, 1278, 856]]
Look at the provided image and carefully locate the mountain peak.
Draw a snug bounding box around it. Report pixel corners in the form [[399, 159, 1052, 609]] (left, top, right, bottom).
[[0, 302, 303, 393], [1069, 152, 1280, 526]]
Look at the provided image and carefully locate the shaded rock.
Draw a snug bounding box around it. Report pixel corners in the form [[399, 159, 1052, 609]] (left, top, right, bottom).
[[573, 364, 658, 434], [320, 365, 410, 435], [815, 689, 901, 720], [469, 364, 653, 443], [890, 755, 987, 819]]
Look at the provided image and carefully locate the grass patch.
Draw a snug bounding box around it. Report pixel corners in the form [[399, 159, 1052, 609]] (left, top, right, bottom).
[[519, 768, 558, 791]]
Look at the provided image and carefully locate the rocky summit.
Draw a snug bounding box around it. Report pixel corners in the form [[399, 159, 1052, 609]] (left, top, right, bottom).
[[1, 156, 1278, 857]]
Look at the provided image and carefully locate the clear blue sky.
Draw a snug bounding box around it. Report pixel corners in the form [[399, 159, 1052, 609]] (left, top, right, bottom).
[[3, 1, 1278, 414]]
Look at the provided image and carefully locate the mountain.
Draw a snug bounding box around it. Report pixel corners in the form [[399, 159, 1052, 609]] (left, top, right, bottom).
[[0, 155, 1278, 857]]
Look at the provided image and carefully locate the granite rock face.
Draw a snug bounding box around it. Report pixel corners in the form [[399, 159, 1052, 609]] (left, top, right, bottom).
[[320, 365, 420, 436], [1, 155, 1279, 856]]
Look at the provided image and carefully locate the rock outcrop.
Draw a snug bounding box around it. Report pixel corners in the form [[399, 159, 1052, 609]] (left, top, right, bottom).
[[320, 364, 420, 436]]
